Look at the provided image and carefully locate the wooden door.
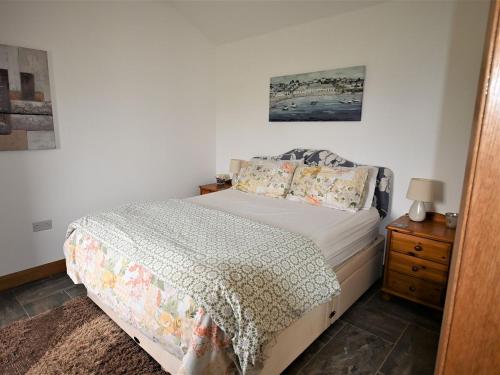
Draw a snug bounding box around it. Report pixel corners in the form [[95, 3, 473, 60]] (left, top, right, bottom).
[[435, 1, 500, 374]]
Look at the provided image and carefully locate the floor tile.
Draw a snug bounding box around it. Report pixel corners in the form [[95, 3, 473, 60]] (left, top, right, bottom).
[[23, 291, 70, 317], [282, 334, 331, 374], [340, 302, 408, 343], [13, 274, 74, 305], [0, 291, 28, 328], [380, 324, 439, 375], [367, 291, 442, 332], [301, 323, 393, 375], [322, 319, 345, 339], [65, 284, 87, 298]]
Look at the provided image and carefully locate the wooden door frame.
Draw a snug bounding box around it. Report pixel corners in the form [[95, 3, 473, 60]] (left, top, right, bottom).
[[435, 0, 500, 373]]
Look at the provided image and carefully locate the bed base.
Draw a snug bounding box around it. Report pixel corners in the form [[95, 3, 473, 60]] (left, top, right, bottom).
[[87, 235, 384, 375]]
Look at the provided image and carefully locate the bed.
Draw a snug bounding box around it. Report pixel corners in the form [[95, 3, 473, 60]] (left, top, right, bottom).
[[64, 148, 393, 375]]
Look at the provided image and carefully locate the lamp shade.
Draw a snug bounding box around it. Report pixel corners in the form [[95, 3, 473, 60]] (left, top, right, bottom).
[[229, 159, 242, 174], [406, 178, 436, 202]]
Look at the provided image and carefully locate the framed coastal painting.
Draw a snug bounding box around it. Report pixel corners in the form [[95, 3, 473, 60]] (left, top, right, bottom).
[[269, 65, 365, 122], [0, 44, 55, 151]]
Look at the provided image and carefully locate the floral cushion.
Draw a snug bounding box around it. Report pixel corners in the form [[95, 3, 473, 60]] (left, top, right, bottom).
[[254, 149, 393, 218], [232, 160, 300, 198], [287, 165, 369, 211]]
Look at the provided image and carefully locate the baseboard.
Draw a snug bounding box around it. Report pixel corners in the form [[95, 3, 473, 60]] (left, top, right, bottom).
[[0, 259, 66, 292]]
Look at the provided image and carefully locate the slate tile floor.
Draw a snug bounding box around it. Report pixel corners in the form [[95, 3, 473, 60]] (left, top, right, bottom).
[[0, 275, 441, 375], [0, 273, 85, 326]]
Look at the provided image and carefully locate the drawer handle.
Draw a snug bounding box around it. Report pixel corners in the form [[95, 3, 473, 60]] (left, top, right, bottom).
[[329, 310, 336, 319], [409, 286, 416, 292], [410, 265, 426, 272], [414, 245, 423, 251], [133, 336, 140, 344]]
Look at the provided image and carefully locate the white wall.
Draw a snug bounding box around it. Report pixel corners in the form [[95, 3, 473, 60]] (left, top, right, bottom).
[[0, 2, 215, 276], [215, 0, 489, 223]]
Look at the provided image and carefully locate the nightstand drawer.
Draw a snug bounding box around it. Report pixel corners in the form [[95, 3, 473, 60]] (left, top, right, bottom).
[[391, 231, 451, 264], [386, 270, 444, 306], [388, 251, 448, 284]]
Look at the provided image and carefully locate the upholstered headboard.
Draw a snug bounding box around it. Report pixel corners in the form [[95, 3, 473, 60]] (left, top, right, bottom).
[[254, 148, 393, 218]]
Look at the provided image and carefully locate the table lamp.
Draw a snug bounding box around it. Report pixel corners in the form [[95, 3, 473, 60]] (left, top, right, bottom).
[[406, 178, 435, 222]]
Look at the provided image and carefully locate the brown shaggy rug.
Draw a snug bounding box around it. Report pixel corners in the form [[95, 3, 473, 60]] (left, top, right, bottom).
[[0, 297, 166, 375]]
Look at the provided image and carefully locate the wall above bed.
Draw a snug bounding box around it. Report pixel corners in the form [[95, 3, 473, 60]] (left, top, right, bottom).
[[215, 0, 489, 223]]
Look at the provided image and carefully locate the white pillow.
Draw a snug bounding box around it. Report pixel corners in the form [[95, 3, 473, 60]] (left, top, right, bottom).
[[360, 166, 378, 210]]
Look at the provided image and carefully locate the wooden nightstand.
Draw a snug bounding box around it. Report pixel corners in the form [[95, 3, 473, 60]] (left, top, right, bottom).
[[382, 213, 455, 310], [199, 182, 232, 195]]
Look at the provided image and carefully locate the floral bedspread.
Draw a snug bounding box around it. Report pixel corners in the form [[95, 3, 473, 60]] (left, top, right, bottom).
[[65, 200, 341, 373], [64, 230, 237, 375]]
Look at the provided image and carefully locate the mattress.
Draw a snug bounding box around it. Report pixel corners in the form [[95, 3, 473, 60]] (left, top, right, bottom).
[[187, 189, 381, 267]]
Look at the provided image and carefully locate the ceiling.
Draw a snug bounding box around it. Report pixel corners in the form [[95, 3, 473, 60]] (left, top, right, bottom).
[[168, 0, 385, 45]]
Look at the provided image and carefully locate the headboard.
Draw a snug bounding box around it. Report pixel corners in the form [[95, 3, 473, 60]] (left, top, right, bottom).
[[254, 148, 393, 218]]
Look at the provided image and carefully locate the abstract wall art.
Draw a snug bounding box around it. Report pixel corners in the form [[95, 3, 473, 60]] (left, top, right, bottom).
[[269, 66, 365, 122], [0, 44, 55, 151]]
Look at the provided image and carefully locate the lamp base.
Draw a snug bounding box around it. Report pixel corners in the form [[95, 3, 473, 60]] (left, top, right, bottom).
[[409, 200, 426, 222]]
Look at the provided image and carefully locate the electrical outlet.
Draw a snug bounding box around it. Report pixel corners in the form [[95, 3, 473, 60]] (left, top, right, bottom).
[[33, 220, 52, 232]]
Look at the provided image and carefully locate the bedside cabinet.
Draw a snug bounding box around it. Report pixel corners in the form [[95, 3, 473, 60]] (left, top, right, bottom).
[[382, 213, 456, 310], [199, 182, 232, 195]]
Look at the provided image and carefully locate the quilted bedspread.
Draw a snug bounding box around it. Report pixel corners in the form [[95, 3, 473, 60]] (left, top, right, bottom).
[[65, 200, 341, 373]]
